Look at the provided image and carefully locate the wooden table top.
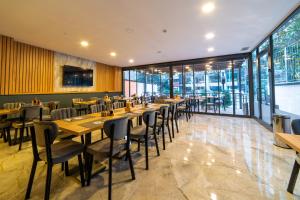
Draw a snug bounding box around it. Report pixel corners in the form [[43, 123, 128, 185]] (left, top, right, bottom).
[[54, 103, 165, 136], [73, 100, 97, 106], [163, 99, 185, 104], [0, 109, 20, 116], [276, 133, 300, 153]]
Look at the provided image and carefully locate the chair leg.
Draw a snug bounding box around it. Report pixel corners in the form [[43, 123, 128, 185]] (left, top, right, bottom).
[[171, 119, 175, 138], [87, 154, 94, 186], [2, 129, 7, 142], [61, 163, 64, 171], [287, 160, 300, 193], [137, 139, 140, 152], [19, 127, 25, 150], [153, 132, 160, 156], [25, 159, 38, 199], [64, 161, 69, 176], [145, 135, 149, 170], [108, 156, 113, 200], [127, 149, 135, 180], [101, 128, 104, 140], [175, 118, 179, 133], [45, 163, 53, 200], [6, 128, 12, 146], [78, 154, 85, 187], [13, 128, 18, 145], [162, 125, 166, 150], [167, 123, 172, 142]]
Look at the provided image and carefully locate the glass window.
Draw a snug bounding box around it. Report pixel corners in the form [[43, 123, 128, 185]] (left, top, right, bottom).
[[160, 67, 170, 97], [123, 70, 130, 97], [259, 39, 270, 53], [152, 68, 161, 96], [136, 70, 145, 97], [145, 69, 152, 96], [173, 66, 183, 96], [219, 61, 233, 115], [206, 64, 219, 113], [129, 70, 137, 96], [194, 64, 206, 112], [233, 59, 250, 115], [252, 51, 260, 118], [273, 10, 300, 118], [184, 65, 194, 97]]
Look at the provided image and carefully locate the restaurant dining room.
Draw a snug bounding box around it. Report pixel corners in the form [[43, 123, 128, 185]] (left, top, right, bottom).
[[0, 1, 300, 200]]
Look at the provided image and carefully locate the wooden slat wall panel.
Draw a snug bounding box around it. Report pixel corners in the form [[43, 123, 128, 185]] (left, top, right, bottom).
[[0, 35, 54, 95], [95, 63, 122, 92], [0, 34, 121, 95]]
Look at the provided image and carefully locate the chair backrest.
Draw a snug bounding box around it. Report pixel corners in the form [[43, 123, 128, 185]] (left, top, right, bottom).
[[160, 105, 169, 120], [90, 104, 105, 113], [142, 110, 156, 127], [170, 103, 176, 118], [33, 120, 58, 147], [3, 102, 23, 119], [51, 107, 77, 120], [103, 116, 128, 140], [20, 105, 42, 121], [113, 102, 125, 109], [291, 119, 300, 135]]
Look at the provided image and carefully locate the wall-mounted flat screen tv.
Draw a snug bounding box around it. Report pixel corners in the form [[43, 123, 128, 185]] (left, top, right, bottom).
[[62, 65, 93, 87]]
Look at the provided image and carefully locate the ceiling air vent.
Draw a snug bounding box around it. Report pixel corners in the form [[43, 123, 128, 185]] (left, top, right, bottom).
[[241, 47, 250, 51]]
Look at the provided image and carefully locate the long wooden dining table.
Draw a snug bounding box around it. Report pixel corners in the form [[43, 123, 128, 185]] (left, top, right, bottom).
[[54, 103, 168, 144]]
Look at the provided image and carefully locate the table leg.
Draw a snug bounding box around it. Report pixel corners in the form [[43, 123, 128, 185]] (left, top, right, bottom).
[[287, 160, 300, 193]]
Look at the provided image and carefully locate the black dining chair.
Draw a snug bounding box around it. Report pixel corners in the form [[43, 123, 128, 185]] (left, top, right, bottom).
[[288, 119, 300, 193], [12, 105, 42, 150], [169, 103, 179, 137], [90, 104, 106, 140], [86, 116, 135, 200], [25, 121, 85, 200], [157, 105, 172, 150], [130, 110, 160, 169]]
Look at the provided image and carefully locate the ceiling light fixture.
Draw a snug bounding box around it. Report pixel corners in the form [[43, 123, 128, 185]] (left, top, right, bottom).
[[129, 59, 134, 64], [208, 47, 214, 52], [110, 52, 116, 57], [205, 32, 215, 40], [80, 40, 89, 47], [202, 2, 215, 14]]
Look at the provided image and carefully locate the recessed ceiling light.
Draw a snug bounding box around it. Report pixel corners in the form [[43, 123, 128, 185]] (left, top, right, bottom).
[[80, 41, 89, 47], [202, 2, 215, 14], [129, 59, 134, 63], [208, 47, 214, 52], [205, 32, 215, 40], [110, 52, 117, 57]]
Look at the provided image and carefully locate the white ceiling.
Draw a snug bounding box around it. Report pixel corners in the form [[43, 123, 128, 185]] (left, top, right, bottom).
[[0, 0, 299, 67]]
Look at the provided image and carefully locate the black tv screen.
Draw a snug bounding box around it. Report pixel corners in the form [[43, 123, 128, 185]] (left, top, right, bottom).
[[62, 65, 93, 87]]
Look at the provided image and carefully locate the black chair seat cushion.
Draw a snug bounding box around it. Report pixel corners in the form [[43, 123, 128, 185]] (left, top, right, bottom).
[[39, 140, 84, 164], [12, 121, 34, 128], [86, 138, 126, 161], [130, 125, 154, 139], [0, 120, 11, 129]]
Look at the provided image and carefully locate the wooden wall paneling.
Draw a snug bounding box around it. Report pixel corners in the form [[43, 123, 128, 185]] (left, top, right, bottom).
[[20, 43, 25, 94], [10, 38, 17, 94], [5, 37, 11, 94], [0, 35, 3, 94]]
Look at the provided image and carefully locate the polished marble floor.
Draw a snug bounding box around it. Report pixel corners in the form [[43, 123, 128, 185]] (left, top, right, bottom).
[[0, 115, 299, 200]]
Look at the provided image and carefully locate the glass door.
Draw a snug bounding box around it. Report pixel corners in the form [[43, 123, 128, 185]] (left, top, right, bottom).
[[259, 53, 272, 125]]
